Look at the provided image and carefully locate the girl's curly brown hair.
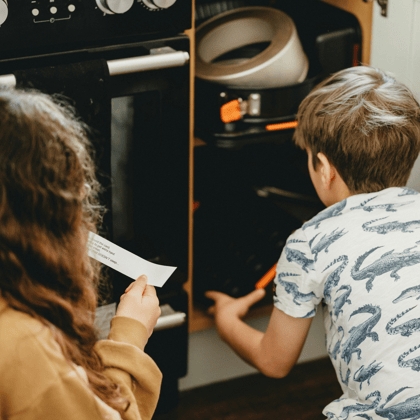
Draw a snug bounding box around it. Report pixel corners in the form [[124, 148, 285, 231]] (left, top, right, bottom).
[[0, 88, 128, 414]]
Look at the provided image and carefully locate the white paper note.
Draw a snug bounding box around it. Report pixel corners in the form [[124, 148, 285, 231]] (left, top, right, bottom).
[[87, 232, 176, 287]]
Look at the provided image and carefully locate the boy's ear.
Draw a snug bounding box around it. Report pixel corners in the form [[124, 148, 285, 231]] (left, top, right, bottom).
[[317, 152, 335, 190]]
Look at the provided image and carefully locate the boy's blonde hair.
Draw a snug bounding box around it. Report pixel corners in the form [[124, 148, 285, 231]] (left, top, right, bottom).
[[293, 66, 420, 194]]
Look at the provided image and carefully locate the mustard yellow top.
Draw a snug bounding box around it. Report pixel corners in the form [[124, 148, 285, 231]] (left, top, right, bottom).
[[0, 296, 162, 420]]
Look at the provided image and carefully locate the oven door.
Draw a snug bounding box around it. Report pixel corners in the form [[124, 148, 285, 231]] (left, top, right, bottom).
[[0, 34, 191, 413], [108, 37, 191, 413], [0, 35, 190, 296], [108, 36, 191, 298]]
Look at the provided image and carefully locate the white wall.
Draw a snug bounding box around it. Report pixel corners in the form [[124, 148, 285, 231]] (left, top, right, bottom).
[[179, 309, 328, 391], [370, 0, 420, 191]]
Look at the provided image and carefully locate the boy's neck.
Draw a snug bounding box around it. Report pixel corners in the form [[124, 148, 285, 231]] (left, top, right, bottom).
[[324, 173, 353, 207]]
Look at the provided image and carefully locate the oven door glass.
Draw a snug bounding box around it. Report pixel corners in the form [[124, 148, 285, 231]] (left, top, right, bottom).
[[109, 45, 190, 300]]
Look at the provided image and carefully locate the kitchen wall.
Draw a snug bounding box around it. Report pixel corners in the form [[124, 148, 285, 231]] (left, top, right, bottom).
[[369, 0, 420, 192], [180, 309, 328, 391]]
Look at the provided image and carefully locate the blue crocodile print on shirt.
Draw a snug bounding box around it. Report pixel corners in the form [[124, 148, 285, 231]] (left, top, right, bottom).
[[273, 187, 420, 420]]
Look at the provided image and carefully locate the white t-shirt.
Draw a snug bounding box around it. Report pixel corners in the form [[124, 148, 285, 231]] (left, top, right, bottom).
[[273, 187, 420, 420]]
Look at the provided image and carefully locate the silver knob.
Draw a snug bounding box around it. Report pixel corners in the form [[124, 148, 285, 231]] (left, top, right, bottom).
[[96, 0, 134, 14], [142, 0, 176, 10], [0, 0, 8, 26]]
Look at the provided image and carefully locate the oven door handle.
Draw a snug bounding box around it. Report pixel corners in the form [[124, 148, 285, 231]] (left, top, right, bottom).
[[154, 304, 187, 332], [108, 49, 190, 76], [0, 49, 190, 87]]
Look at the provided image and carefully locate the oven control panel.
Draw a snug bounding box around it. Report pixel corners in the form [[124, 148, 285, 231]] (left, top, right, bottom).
[[0, 0, 191, 58]]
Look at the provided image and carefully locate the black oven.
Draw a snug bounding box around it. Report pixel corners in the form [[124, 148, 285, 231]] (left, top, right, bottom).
[[0, 0, 192, 414]]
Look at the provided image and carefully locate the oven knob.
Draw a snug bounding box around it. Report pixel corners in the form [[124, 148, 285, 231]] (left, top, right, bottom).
[[0, 0, 8, 26], [96, 0, 134, 14], [142, 0, 176, 10]]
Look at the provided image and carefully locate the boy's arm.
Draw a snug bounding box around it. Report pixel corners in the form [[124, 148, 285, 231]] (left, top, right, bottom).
[[206, 289, 313, 378]]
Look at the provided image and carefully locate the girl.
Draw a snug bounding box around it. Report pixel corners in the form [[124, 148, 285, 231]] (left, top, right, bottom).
[[0, 88, 162, 420]]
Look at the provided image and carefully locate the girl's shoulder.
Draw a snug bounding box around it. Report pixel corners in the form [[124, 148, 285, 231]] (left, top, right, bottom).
[[0, 297, 52, 352], [0, 296, 70, 383], [0, 297, 77, 415]]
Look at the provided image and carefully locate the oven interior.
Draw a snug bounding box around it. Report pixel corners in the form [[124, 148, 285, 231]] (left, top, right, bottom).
[[192, 0, 362, 308]]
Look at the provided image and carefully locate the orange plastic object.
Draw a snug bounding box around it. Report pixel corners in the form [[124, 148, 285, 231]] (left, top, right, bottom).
[[255, 263, 277, 289], [193, 201, 200, 212], [220, 100, 242, 123], [353, 43, 360, 67], [265, 121, 298, 131]]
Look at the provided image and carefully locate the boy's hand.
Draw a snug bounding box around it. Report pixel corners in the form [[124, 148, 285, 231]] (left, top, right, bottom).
[[116, 275, 161, 338], [205, 289, 266, 347], [205, 289, 266, 320]]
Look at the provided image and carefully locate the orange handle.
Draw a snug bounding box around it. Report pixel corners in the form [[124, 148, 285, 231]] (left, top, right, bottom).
[[255, 263, 277, 289], [265, 120, 298, 131], [220, 99, 241, 123]]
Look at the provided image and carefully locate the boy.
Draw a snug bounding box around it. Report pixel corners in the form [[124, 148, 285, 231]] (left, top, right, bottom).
[[206, 66, 420, 419]]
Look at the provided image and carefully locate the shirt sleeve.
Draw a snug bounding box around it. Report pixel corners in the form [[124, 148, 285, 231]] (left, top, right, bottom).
[[273, 227, 323, 318], [94, 316, 163, 420]]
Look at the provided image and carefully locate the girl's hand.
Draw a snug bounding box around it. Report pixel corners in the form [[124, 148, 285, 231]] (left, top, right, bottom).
[[116, 275, 161, 337]]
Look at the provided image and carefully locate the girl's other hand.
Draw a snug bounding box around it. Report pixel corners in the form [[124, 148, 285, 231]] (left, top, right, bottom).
[[116, 275, 161, 337]]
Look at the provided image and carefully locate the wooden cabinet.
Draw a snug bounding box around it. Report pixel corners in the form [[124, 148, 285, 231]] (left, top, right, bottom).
[[320, 0, 373, 64], [185, 0, 373, 333]]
